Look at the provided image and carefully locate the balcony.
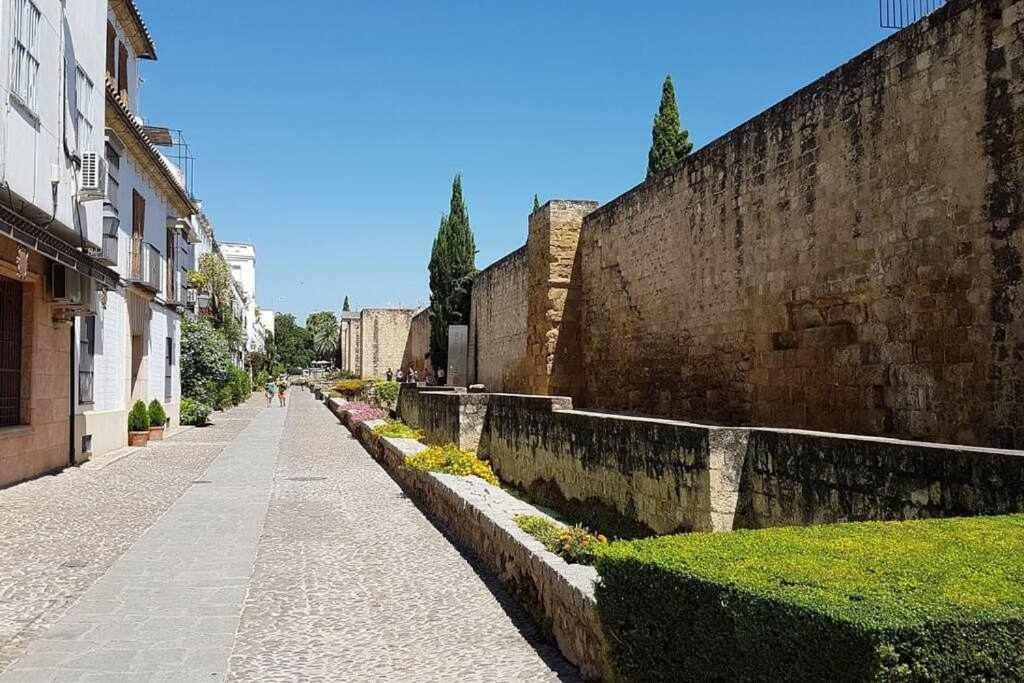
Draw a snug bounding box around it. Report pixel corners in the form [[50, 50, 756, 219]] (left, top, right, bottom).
[[128, 241, 160, 293], [89, 204, 119, 267], [166, 269, 188, 311]]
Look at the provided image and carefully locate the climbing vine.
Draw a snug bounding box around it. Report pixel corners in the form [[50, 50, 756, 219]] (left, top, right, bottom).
[[196, 253, 244, 349]]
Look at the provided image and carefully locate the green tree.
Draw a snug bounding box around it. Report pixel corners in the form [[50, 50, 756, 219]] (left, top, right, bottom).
[[427, 175, 477, 371], [181, 316, 232, 405], [306, 311, 339, 361], [274, 313, 313, 371], [647, 75, 693, 178], [342, 296, 351, 312], [195, 253, 244, 349], [533, 194, 541, 212]]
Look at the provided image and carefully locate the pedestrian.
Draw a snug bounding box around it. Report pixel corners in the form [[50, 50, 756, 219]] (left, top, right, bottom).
[[265, 378, 276, 407], [277, 380, 288, 407], [386, 368, 393, 382], [409, 367, 418, 383], [396, 368, 405, 383], [437, 367, 446, 385]]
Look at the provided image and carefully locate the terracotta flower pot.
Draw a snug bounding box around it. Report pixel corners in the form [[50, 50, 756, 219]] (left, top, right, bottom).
[[149, 426, 165, 441], [128, 431, 150, 447]]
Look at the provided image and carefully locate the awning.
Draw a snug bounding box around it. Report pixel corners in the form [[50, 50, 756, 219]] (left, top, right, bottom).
[[0, 202, 119, 290]]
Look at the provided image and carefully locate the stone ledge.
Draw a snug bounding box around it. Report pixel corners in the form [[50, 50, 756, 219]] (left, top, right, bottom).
[[328, 397, 608, 680]]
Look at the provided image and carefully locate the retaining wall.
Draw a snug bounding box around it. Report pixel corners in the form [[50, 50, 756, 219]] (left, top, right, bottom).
[[419, 392, 491, 450]]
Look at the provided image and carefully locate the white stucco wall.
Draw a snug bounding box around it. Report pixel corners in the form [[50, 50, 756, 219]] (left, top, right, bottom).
[[0, 0, 106, 248]]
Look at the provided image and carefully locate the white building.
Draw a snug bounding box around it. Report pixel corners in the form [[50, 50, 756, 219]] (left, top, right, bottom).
[[71, 0, 201, 460], [0, 0, 113, 485], [220, 242, 271, 353]]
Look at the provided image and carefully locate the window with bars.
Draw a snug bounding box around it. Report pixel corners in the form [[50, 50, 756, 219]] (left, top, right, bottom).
[[164, 336, 173, 401], [75, 66, 95, 151], [79, 316, 95, 404], [0, 276, 23, 428], [10, 0, 42, 112]]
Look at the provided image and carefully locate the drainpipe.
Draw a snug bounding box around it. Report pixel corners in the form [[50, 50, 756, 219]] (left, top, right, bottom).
[[68, 324, 76, 466]]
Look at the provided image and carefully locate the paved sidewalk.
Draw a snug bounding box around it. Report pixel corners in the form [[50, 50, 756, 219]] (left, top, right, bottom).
[[0, 390, 575, 681]]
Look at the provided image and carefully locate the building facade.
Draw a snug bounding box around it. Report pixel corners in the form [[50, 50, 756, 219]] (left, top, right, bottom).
[[221, 242, 271, 354], [336, 308, 416, 380], [0, 0, 114, 485], [71, 0, 201, 461]]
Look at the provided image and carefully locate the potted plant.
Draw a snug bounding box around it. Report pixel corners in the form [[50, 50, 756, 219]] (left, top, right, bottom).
[[128, 400, 151, 447], [148, 399, 168, 440]]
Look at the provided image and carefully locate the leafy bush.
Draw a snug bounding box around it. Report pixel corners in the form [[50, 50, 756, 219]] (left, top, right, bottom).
[[371, 380, 400, 409], [372, 420, 424, 440], [226, 364, 252, 406], [216, 385, 234, 411], [180, 398, 211, 426], [343, 402, 386, 424], [147, 399, 167, 428], [328, 369, 360, 381], [181, 317, 231, 401], [127, 400, 150, 432], [253, 370, 270, 391], [595, 515, 1024, 682], [333, 379, 368, 397], [405, 444, 499, 486], [515, 515, 607, 565], [287, 366, 304, 376]]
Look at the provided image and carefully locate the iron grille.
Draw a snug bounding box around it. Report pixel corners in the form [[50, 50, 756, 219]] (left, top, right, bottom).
[[880, 0, 946, 29], [79, 316, 95, 404], [164, 336, 172, 401], [0, 275, 23, 427]]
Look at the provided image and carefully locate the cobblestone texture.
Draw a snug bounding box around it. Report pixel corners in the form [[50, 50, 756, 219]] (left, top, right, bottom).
[[0, 390, 576, 680], [226, 390, 575, 681], [0, 399, 262, 674]]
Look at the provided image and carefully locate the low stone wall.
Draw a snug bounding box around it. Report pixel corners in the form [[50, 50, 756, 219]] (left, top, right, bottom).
[[478, 395, 1024, 535], [329, 397, 609, 679], [737, 429, 1024, 528], [479, 395, 745, 535], [419, 392, 490, 450], [396, 383, 460, 429]]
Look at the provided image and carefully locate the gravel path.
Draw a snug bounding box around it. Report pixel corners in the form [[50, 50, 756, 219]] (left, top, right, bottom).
[[0, 390, 576, 681]]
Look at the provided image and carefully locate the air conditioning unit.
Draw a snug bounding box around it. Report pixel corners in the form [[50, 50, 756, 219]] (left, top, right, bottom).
[[47, 263, 98, 314], [79, 152, 107, 200]]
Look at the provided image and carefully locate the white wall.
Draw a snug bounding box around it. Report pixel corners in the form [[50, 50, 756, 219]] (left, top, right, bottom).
[[0, 0, 105, 248]]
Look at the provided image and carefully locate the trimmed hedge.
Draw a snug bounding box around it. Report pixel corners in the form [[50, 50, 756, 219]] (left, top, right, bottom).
[[595, 515, 1024, 682]]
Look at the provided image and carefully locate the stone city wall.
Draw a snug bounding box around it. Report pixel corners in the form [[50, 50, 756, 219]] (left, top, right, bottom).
[[358, 309, 416, 380], [474, 392, 1024, 535], [396, 383, 459, 430], [574, 0, 1024, 447], [467, 246, 529, 393], [400, 307, 431, 377]]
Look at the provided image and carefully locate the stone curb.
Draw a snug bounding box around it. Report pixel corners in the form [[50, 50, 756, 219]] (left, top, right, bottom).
[[326, 397, 609, 680]]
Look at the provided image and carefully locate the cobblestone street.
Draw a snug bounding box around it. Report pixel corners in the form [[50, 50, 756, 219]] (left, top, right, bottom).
[[0, 391, 574, 681]]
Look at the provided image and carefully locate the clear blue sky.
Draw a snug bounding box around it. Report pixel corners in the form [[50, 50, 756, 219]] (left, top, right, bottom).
[[138, 1, 893, 322]]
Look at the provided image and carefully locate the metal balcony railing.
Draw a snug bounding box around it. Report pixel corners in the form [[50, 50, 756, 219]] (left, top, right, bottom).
[[129, 240, 161, 293]]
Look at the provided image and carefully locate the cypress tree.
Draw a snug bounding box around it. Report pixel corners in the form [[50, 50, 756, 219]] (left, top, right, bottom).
[[428, 175, 477, 372], [533, 194, 541, 212], [342, 295, 350, 312], [647, 75, 693, 178]]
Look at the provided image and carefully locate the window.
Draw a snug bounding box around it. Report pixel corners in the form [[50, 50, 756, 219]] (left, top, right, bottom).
[[0, 276, 22, 427], [165, 228, 176, 299], [75, 66, 95, 150], [10, 0, 42, 111], [105, 143, 120, 209], [79, 316, 95, 404], [164, 337, 173, 400]]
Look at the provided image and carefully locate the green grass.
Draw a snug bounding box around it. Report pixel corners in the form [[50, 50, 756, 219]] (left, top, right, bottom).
[[595, 515, 1024, 681]]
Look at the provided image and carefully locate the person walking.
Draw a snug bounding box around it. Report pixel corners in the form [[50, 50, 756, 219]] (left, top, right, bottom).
[[265, 378, 277, 407], [277, 380, 288, 407], [386, 368, 393, 382], [396, 368, 405, 383], [437, 367, 446, 386]]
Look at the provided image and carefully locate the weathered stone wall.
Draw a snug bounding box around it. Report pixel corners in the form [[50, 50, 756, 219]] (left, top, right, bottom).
[[396, 383, 459, 429], [572, 0, 1024, 447], [419, 391, 490, 450], [476, 392, 1024, 535], [358, 309, 416, 380], [478, 394, 745, 535], [736, 429, 1024, 528], [468, 246, 528, 392], [401, 308, 431, 377]]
